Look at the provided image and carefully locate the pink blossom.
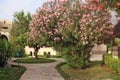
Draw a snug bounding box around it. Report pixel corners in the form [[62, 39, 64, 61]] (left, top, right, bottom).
[[87, 14, 90, 17], [48, 31, 53, 35], [54, 28, 59, 33], [95, 0, 99, 3], [82, 18, 87, 23], [29, 0, 112, 48], [82, 4, 88, 9], [89, 18, 92, 22], [116, 3, 120, 7], [88, 0, 93, 2], [98, 5, 103, 11], [82, 14, 86, 18], [87, 22, 90, 25], [54, 37, 60, 41]]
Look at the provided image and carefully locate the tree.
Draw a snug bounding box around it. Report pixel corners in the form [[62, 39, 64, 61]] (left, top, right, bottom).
[[33, 43, 40, 59], [11, 10, 32, 57], [0, 39, 12, 67], [105, 0, 120, 58], [29, 0, 113, 68], [105, 0, 120, 16], [113, 20, 120, 58]]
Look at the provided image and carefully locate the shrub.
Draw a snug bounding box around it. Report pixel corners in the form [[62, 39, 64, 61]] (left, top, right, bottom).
[[13, 58, 55, 63], [12, 45, 25, 58], [55, 62, 70, 80], [62, 47, 85, 68], [103, 54, 120, 73], [43, 52, 51, 58], [43, 51, 47, 58], [0, 39, 12, 67], [0, 65, 26, 80]]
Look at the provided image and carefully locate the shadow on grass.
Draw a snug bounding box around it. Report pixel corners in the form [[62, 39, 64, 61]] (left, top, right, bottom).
[[0, 65, 26, 80]]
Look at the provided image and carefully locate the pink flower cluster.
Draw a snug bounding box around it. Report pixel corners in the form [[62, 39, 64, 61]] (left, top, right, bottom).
[[29, 0, 113, 45]]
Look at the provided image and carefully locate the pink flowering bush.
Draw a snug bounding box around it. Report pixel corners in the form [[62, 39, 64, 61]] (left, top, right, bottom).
[[29, 0, 113, 68]]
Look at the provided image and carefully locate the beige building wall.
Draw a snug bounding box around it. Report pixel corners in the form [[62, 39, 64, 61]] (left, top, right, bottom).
[[25, 46, 57, 56], [25, 44, 107, 56], [92, 44, 107, 54], [0, 19, 13, 32], [0, 19, 13, 41]]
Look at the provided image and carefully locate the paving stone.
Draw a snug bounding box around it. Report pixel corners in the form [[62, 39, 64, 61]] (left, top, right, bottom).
[[10, 58, 64, 80]]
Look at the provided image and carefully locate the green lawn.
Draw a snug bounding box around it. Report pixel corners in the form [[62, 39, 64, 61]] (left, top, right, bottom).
[[38, 55, 62, 58], [13, 58, 55, 63], [0, 65, 26, 80], [58, 62, 120, 80]]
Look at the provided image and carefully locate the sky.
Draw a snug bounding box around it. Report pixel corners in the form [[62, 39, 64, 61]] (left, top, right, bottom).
[[0, 0, 118, 25], [0, 0, 47, 21]]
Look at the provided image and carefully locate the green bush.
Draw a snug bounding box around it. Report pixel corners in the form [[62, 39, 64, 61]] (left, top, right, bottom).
[[0, 39, 12, 67], [0, 65, 26, 80], [61, 47, 86, 69], [51, 55, 62, 58], [63, 53, 84, 68], [12, 45, 25, 58], [103, 54, 120, 73], [13, 58, 55, 63], [43, 52, 51, 58], [55, 62, 70, 80]]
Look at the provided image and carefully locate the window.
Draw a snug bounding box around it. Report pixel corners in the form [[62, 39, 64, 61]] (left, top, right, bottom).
[[1, 27, 8, 29]]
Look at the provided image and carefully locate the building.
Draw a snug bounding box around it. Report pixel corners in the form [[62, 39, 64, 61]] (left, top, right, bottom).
[[0, 19, 13, 41]]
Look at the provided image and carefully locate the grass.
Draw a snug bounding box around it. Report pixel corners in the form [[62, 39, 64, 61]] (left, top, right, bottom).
[[51, 55, 62, 58], [57, 61, 120, 80], [38, 55, 62, 58], [0, 65, 26, 80], [13, 58, 55, 63], [55, 62, 70, 80]]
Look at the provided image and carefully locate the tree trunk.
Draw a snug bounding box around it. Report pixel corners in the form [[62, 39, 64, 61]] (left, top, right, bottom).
[[118, 47, 120, 58], [35, 51, 38, 59]]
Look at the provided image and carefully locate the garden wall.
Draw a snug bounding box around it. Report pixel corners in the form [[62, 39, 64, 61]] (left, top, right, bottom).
[[24, 46, 57, 56], [92, 44, 107, 54]]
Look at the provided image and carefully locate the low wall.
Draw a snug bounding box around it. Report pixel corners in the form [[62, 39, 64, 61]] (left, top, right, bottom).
[[25, 44, 107, 56], [92, 44, 107, 54], [24, 46, 57, 56]]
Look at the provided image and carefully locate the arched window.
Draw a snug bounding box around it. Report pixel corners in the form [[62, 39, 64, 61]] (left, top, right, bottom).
[[0, 35, 8, 41]]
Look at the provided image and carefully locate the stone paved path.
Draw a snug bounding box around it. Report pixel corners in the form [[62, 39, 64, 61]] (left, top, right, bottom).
[[10, 54, 103, 80], [11, 58, 64, 80]]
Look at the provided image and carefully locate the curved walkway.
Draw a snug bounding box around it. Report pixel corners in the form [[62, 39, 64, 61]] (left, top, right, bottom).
[[10, 58, 64, 80]]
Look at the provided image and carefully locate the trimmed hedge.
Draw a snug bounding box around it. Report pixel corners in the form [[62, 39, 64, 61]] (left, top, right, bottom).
[[103, 54, 120, 73], [55, 62, 70, 80], [13, 58, 55, 63]]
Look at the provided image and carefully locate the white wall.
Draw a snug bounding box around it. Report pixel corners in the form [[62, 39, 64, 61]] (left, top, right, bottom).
[[25, 46, 35, 54], [25, 44, 107, 56], [24, 46, 57, 56], [92, 44, 107, 53], [110, 10, 120, 25], [38, 47, 57, 55]]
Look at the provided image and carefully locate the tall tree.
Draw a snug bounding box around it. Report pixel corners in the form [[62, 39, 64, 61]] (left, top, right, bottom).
[[29, 0, 113, 68], [11, 10, 32, 57]]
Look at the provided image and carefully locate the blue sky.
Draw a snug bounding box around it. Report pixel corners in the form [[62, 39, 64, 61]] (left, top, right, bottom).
[[0, 0, 118, 25], [0, 0, 47, 21]]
